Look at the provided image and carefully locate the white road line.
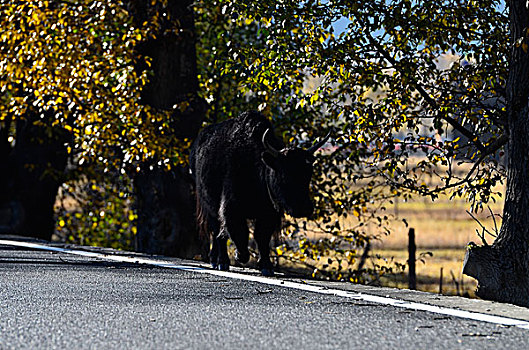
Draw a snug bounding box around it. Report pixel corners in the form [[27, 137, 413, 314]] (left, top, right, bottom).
[[2, 239, 529, 330]]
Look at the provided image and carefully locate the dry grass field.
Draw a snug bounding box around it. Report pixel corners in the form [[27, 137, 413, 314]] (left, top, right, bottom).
[[272, 178, 504, 297], [374, 248, 477, 297], [369, 194, 504, 297]]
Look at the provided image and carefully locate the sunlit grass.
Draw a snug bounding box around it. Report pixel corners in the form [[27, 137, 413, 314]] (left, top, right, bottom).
[[374, 248, 477, 297], [298, 183, 504, 297]]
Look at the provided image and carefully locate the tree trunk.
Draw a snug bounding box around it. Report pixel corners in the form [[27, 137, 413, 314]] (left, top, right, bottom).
[[0, 113, 69, 240], [463, 0, 529, 306], [134, 167, 205, 258], [128, 0, 206, 257]]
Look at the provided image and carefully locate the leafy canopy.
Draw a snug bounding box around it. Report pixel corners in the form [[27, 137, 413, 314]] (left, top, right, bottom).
[[0, 0, 185, 172], [195, 0, 507, 280], [0, 0, 508, 280]]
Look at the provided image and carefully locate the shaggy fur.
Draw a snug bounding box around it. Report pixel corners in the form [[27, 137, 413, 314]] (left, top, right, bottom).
[[190, 111, 318, 275]]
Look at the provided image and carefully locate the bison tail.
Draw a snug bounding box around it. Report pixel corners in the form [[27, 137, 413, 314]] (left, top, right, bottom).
[[195, 193, 211, 240]]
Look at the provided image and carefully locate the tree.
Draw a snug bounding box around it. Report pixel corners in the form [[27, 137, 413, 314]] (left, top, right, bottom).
[[462, 0, 529, 306], [126, 0, 206, 258], [196, 0, 529, 305], [193, 1, 380, 280], [0, 108, 70, 239], [0, 1, 201, 254], [0, 0, 150, 239]]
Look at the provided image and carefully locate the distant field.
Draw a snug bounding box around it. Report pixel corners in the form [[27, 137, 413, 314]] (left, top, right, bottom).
[[372, 199, 502, 249], [368, 192, 503, 297], [374, 248, 478, 297], [288, 185, 504, 297]]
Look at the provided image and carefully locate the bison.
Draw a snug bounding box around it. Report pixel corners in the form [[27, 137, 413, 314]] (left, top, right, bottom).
[[190, 111, 329, 276]]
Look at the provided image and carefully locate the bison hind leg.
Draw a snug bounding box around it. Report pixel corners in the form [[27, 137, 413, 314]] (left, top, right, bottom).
[[218, 263, 230, 271], [218, 199, 250, 267], [210, 237, 218, 269], [257, 258, 275, 277], [210, 235, 230, 271]]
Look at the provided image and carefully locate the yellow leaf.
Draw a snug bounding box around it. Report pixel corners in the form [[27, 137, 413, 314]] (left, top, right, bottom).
[[31, 11, 40, 24], [276, 247, 283, 256]]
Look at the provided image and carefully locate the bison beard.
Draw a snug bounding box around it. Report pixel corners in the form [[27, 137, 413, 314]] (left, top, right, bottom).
[[190, 111, 328, 276]]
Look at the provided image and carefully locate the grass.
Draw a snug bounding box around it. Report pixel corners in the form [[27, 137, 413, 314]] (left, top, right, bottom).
[[374, 248, 477, 297], [291, 183, 504, 297], [365, 193, 503, 297]]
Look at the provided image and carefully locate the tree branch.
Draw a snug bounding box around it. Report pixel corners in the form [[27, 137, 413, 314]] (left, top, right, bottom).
[[359, 24, 487, 152], [391, 133, 508, 195]]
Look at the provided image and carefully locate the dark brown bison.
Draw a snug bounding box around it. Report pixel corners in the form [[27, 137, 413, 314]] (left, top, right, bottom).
[[190, 111, 328, 276]]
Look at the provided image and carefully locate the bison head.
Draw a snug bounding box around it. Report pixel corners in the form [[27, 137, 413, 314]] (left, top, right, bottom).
[[261, 129, 329, 218]]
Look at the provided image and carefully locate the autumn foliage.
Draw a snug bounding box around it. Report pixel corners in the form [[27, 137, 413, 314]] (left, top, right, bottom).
[[1, 0, 511, 284]]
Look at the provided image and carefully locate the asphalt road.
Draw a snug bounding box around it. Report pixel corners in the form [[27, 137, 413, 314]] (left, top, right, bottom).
[[1, 241, 529, 349]]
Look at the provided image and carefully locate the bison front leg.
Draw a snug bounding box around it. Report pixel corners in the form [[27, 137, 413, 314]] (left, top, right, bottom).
[[254, 218, 280, 277]]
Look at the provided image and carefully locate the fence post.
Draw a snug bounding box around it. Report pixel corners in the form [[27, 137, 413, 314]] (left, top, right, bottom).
[[439, 267, 444, 294], [408, 228, 416, 290]]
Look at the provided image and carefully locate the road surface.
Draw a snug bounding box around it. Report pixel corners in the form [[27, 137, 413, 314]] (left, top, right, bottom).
[[1, 237, 529, 349]]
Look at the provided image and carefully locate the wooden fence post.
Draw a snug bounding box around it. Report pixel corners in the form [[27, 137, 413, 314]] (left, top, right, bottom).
[[408, 228, 416, 290], [439, 267, 444, 294]]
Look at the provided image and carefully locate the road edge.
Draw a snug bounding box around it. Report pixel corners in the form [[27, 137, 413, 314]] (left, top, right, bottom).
[[2, 237, 529, 329]]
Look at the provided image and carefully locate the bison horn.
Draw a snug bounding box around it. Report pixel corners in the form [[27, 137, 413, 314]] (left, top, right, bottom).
[[262, 129, 280, 157], [307, 132, 331, 154]]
